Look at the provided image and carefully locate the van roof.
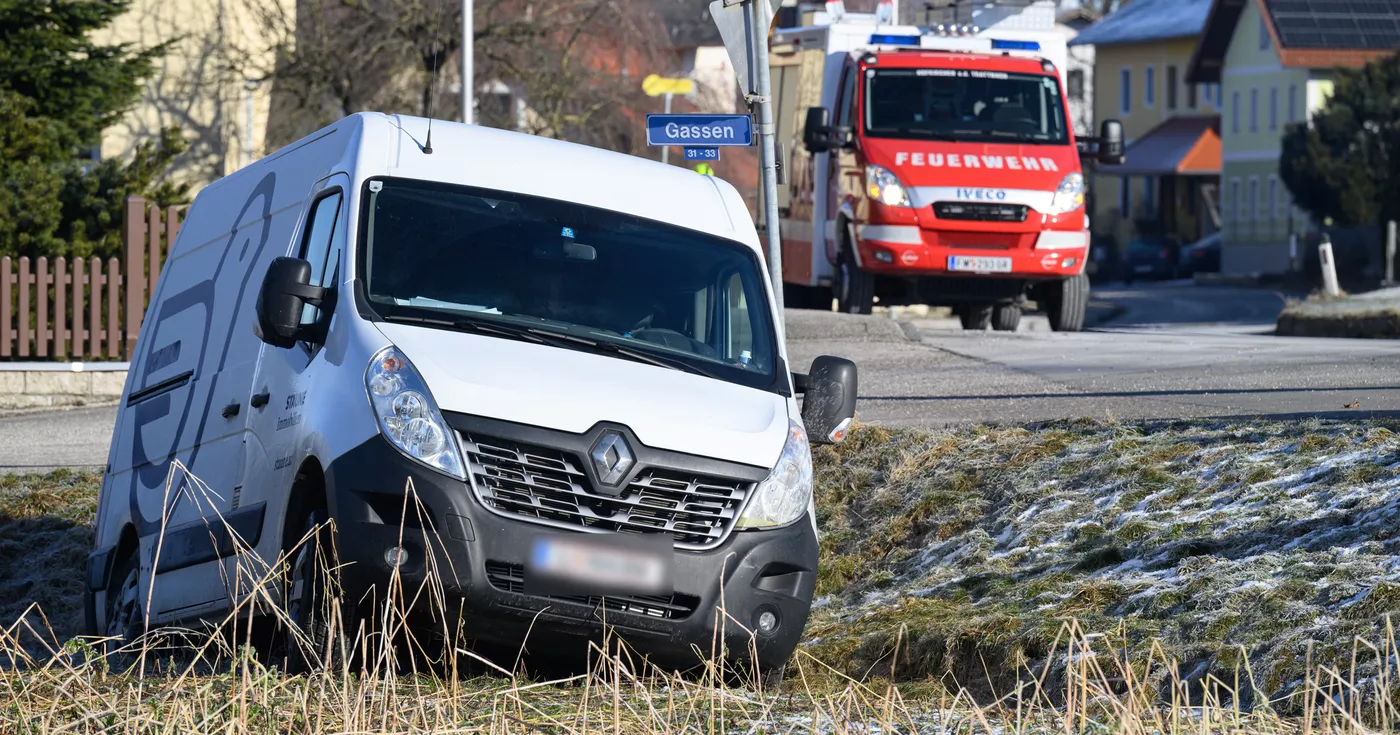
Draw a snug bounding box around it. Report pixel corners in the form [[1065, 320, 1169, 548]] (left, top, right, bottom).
[[193, 112, 756, 249], [362, 113, 752, 245]]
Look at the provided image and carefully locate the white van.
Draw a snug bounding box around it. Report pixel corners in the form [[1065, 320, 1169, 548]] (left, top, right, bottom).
[[82, 113, 858, 676]]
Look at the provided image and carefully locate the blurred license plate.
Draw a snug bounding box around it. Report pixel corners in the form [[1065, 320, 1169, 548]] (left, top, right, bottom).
[[948, 255, 1012, 273], [524, 533, 672, 597], [1135, 264, 1154, 273]]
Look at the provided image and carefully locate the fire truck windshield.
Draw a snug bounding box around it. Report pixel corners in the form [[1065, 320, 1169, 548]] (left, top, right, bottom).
[[864, 68, 1070, 145]]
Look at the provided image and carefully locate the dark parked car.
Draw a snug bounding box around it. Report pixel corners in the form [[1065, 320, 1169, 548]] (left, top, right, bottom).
[[1123, 236, 1181, 283], [1178, 232, 1221, 277]]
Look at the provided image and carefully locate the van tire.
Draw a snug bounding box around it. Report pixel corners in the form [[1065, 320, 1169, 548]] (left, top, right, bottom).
[[282, 509, 347, 673], [958, 304, 993, 330], [835, 226, 875, 315], [991, 304, 1021, 332], [102, 548, 143, 666], [1046, 274, 1090, 333]]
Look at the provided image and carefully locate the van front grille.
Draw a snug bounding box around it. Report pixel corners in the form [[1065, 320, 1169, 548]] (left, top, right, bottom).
[[484, 561, 699, 620], [460, 433, 752, 549], [934, 202, 1029, 223]]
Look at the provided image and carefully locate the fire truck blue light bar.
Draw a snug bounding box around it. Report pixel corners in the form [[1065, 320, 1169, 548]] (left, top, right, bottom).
[[868, 34, 921, 45], [991, 39, 1041, 51]]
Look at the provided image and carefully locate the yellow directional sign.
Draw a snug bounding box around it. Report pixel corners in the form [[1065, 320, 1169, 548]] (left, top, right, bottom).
[[642, 74, 694, 97]]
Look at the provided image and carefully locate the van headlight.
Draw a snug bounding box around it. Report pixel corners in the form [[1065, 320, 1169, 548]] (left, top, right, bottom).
[[737, 420, 813, 529], [364, 346, 465, 479], [866, 165, 912, 207], [1048, 172, 1086, 214]]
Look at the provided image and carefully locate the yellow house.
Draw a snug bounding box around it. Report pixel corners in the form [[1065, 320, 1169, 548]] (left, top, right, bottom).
[[1071, 0, 1219, 253], [1188, 0, 1400, 276], [95, 0, 295, 188]]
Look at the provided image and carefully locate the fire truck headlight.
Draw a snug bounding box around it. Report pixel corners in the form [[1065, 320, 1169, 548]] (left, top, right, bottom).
[[1049, 172, 1086, 215], [866, 165, 912, 207]]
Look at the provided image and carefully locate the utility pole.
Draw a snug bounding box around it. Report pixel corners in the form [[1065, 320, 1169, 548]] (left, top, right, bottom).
[[661, 92, 672, 165], [711, 0, 783, 314], [749, 0, 784, 314], [461, 0, 473, 124]]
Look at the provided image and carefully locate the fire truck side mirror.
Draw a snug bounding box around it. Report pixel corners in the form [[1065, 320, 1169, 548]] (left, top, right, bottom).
[[1098, 120, 1125, 166], [803, 107, 833, 153]]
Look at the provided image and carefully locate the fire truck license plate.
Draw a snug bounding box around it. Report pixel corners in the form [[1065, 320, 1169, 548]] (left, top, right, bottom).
[[948, 255, 1013, 273]]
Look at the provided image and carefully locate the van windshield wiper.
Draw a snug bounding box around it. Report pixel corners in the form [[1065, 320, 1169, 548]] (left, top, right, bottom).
[[382, 313, 551, 346], [530, 330, 719, 379], [383, 313, 716, 378]]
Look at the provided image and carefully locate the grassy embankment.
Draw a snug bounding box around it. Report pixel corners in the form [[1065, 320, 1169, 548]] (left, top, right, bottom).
[[6, 418, 1400, 732]]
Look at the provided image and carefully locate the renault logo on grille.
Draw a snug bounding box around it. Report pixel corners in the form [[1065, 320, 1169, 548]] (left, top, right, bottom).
[[589, 431, 635, 488]]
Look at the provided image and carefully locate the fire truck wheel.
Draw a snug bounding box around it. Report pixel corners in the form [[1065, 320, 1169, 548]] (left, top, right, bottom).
[[836, 238, 875, 315], [1047, 274, 1089, 333], [991, 304, 1021, 332], [958, 304, 993, 330]]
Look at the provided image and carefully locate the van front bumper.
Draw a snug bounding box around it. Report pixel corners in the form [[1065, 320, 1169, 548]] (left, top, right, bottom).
[[324, 431, 817, 673]]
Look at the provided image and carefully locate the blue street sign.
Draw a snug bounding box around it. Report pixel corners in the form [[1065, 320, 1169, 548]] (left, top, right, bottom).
[[646, 114, 753, 147], [684, 147, 720, 161]]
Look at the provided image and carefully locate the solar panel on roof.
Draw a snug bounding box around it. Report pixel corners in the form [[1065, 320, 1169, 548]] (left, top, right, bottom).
[[1265, 0, 1400, 50]]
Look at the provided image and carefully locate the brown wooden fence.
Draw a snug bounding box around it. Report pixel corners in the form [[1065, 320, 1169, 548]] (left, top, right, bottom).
[[0, 197, 182, 361]]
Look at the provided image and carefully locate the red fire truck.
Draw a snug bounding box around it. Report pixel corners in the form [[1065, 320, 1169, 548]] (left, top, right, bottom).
[[768, 6, 1123, 331]]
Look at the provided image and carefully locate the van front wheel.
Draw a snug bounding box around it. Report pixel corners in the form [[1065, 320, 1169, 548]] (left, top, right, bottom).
[[102, 549, 143, 666], [283, 509, 347, 673]]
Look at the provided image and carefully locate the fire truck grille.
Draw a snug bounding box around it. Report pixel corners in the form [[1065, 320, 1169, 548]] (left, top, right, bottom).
[[934, 202, 1029, 223]]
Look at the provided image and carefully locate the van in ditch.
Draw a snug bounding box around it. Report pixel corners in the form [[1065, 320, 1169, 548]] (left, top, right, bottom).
[[82, 112, 859, 677]]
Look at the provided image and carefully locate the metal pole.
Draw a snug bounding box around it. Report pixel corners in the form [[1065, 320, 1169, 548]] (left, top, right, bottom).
[[1320, 233, 1340, 298], [1386, 220, 1396, 286], [461, 0, 473, 124], [662, 92, 672, 165], [750, 0, 785, 316]]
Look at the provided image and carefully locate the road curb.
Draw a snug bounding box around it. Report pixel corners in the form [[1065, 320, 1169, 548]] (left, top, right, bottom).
[[1275, 311, 1400, 339]]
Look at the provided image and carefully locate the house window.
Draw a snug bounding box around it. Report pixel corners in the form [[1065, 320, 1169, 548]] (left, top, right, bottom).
[[1260, 14, 1272, 51], [1068, 69, 1085, 101], [1289, 83, 1298, 122], [1250, 88, 1259, 132], [1120, 68, 1132, 114], [1232, 91, 1241, 134], [1249, 177, 1260, 224], [1269, 176, 1280, 220], [1203, 84, 1212, 104], [1188, 81, 1199, 109], [1120, 176, 1132, 219], [1270, 87, 1278, 130], [1228, 178, 1240, 225], [1145, 66, 1155, 107], [1214, 84, 1223, 109], [1167, 66, 1178, 110]]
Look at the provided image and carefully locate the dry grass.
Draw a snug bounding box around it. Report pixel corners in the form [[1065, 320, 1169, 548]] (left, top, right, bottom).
[[5, 422, 1400, 732]]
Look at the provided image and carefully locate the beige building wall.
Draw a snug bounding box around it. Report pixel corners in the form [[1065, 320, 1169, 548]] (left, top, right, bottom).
[[96, 0, 294, 189], [1090, 37, 1216, 246]]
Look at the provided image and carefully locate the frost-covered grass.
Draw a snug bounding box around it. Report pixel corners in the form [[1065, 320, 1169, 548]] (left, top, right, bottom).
[[7, 420, 1400, 732], [809, 419, 1400, 710]]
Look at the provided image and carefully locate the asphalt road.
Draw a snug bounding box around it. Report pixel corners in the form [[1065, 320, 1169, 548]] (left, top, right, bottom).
[[789, 280, 1400, 427], [5, 280, 1399, 472]]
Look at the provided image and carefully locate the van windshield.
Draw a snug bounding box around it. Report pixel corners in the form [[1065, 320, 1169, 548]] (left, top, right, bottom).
[[864, 68, 1070, 145], [357, 177, 781, 392]]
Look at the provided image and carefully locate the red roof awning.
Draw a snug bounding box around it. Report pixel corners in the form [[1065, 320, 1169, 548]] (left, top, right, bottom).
[[1097, 115, 1222, 177]]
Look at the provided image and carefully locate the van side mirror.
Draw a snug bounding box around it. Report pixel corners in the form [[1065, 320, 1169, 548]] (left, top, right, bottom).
[[255, 257, 325, 349], [803, 107, 834, 153], [1098, 119, 1125, 166], [794, 355, 858, 444]]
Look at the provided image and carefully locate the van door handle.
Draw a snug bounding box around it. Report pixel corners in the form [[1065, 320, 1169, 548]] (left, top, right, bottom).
[[222, 402, 240, 419], [250, 390, 270, 409]]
